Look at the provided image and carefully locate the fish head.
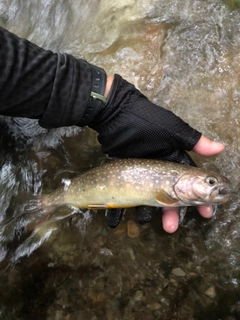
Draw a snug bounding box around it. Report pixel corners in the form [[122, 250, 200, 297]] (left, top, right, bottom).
[[173, 169, 231, 205]]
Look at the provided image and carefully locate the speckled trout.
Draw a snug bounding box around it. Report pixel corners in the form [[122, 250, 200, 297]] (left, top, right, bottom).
[[40, 159, 230, 211]]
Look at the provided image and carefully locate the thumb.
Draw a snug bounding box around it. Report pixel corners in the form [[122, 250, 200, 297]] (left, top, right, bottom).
[[192, 135, 225, 156]]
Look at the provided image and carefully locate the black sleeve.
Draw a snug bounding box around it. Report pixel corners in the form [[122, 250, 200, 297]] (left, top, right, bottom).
[[0, 26, 92, 128]]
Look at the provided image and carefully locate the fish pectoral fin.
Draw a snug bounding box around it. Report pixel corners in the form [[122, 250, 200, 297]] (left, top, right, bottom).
[[179, 207, 187, 225], [155, 190, 179, 206], [88, 204, 108, 210]]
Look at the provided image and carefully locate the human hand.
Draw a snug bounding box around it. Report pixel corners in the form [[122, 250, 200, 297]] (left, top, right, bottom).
[[89, 74, 224, 232], [91, 74, 202, 165]]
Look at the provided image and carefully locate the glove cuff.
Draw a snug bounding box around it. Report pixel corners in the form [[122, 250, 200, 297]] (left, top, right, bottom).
[[79, 64, 107, 126], [89, 74, 134, 129]]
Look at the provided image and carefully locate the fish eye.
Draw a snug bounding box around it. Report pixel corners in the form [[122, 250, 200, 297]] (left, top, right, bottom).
[[206, 176, 218, 185]]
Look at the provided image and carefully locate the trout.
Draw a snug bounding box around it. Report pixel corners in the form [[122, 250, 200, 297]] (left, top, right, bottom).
[[40, 159, 230, 211]]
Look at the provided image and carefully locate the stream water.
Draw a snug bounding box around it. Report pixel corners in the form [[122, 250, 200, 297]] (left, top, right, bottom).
[[0, 0, 240, 319]]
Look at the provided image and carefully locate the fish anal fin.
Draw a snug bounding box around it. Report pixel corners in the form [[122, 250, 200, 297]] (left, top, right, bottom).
[[88, 204, 108, 210], [88, 203, 134, 210], [155, 190, 179, 206]]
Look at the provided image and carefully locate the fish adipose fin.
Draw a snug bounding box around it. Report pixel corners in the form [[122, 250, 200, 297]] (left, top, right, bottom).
[[155, 190, 179, 206]]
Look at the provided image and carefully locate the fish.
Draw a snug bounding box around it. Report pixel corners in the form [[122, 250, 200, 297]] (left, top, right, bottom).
[[40, 158, 230, 211]]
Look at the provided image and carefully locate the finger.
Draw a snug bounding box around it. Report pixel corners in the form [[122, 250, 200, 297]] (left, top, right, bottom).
[[193, 135, 225, 156], [162, 207, 179, 233], [197, 204, 213, 218], [135, 206, 155, 224], [106, 208, 125, 228]]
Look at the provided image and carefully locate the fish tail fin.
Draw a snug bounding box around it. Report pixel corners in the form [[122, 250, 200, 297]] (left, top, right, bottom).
[[26, 193, 58, 231], [7, 192, 57, 232], [0, 193, 59, 266]]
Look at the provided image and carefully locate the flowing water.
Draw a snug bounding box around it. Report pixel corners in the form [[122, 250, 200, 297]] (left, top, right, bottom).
[[0, 0, 240, 319]]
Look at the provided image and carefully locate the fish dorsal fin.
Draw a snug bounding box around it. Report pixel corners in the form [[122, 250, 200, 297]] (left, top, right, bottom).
[[155, 190, 179, 206]]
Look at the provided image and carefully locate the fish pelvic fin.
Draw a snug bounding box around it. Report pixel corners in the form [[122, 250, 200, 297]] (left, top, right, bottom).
[[88, 203, 134, 210], [155, 190, 179, 206], [88, 204, 108, 210]]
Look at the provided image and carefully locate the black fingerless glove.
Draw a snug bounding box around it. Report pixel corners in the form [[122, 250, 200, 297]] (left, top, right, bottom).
[[90, 74, 201, 166], [106, 206, 155, 228], [89, 74, 202, 228]]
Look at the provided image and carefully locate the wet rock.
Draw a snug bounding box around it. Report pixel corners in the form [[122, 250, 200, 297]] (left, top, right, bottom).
[[127, 220, 140, 238], [126, 247, 136, 261], [147, 302, 161, 311], [99, 248, 113, 256], [95, 235, 106, 246], [162, 279, 170, 289], [204, 286, 216, 299], [170, 279, 179, 287], [171, 267, 186, 277], [114, 220, 127, 235], [88, 289, 106, 304], [134, 290, 144, 301]]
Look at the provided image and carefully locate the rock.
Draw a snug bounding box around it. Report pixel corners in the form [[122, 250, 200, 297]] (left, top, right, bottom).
[[126, 247, 136, 261], [127, 220, 140, 238], [114, 221, 127, 235], [147, 302, 161, 310], [204, 286, 216, 299], [134, 290, 144, 301], [88, 290, 106, 304], [99, 248, 113, 256], [171, 267, 186, 277]]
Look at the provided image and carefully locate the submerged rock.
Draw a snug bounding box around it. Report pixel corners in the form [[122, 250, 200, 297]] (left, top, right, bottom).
[[171, 267, 186, 277], [204, 286, 217, 299], [127, 220, 140, 238]]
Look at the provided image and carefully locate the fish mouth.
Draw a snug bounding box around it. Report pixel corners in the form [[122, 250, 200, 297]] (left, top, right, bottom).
[[210, 184, 231, 203]]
